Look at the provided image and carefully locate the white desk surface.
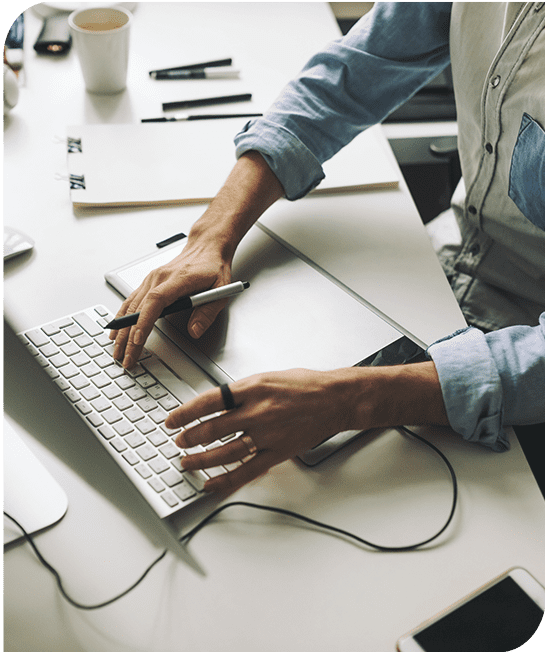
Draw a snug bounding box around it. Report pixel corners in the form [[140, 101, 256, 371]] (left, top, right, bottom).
[[4, 4, 545, 651]]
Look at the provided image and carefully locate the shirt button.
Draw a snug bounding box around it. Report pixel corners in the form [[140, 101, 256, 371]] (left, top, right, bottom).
[[485, 143, 494, 154], [469, 244, 481, 256], [490, 75, 501, 88], [468, 205, 477, 215]]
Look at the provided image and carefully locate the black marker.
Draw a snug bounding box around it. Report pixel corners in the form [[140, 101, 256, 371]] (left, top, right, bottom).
[[162, 93, 252, 111], [106, 281, 250, 330], [142, 113, 262, 123], [149, 58, 233, 76]]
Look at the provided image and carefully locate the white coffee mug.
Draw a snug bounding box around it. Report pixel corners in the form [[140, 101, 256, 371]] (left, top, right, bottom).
[[68, 6, 132, 94]]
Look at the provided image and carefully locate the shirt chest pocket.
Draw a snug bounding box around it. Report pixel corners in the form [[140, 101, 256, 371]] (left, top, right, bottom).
[[508, 113, 545, 231]]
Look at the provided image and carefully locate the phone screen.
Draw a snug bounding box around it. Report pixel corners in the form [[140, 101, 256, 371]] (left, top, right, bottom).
[[414, 577, 543, 652]]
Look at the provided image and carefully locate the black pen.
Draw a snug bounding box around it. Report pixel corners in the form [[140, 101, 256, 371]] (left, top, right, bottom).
[[162, 93, 252, 111], [155, 68, 240, 80], [106, 281, 250, 330], [142, 113, 262, 123], [149, 58, 233, 76]]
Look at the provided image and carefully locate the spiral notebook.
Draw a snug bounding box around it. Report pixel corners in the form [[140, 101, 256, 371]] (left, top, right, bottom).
[[66, 122, 399, 209]]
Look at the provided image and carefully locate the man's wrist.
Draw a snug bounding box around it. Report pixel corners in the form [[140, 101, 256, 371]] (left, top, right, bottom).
[[338, 362, 449, 431]]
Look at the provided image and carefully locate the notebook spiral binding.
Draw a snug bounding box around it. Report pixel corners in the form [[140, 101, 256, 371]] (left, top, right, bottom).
[[69, 173, 86, 190], [67, 137, 82, 153]]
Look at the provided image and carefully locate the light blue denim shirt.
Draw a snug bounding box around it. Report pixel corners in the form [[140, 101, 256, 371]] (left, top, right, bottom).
[[234, 2, 545, 450]]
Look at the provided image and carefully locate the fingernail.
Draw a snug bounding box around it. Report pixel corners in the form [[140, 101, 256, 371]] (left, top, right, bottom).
[[191, 322, 203, 338], [123, 355, 133, 369]]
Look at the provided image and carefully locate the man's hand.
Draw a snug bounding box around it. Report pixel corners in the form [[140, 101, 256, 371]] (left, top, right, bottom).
[[167, 362, 449, 494], [109, 151, 285, 369]]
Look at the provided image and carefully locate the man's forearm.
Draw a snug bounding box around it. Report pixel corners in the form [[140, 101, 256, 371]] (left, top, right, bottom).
[[187, 151, 285, 263], [334, 361, 449, 432]]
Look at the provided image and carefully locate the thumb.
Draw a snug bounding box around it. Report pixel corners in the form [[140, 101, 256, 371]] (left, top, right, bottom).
[[188, 300, 227, 338]]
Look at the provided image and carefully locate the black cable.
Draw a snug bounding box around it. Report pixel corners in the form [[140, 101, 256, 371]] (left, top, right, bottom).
[[5, 426, 458, 609], [3, 511, 167, 610], [179, 426, 458, 552]]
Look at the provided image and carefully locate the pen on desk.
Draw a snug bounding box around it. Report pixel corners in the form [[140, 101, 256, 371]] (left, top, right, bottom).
[[149, 58, 233, 76], [154, 68, 240, 80], [105, 281, 250, 330], [142, 113, 262, 123], [162, 93, 252, 111]]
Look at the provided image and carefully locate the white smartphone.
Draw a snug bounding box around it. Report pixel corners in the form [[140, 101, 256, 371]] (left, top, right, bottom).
[[396, 568, 545, 652]]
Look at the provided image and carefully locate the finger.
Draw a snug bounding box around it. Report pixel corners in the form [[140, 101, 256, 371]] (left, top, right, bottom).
[[166, 385, 237, 432], [179, 435, 252, 469], [120, 285, 180, 368], [188, 299, 229, 339], [111, 289, 150, 360], [203, 450, 280, 493]]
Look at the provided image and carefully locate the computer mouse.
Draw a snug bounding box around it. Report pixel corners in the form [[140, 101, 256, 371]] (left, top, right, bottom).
[[3, 226, 35, 260]]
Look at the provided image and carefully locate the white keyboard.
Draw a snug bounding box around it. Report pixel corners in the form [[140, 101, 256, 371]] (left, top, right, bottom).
[[18, 306, 237, 518]]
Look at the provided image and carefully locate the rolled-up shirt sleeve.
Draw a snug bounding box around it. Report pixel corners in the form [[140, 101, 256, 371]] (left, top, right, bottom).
[[427, 313, 545, 451], [235, 2, 452, 199]]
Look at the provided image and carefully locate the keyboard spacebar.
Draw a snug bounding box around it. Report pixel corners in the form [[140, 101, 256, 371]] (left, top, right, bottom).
[[141, 357, 198, 404]]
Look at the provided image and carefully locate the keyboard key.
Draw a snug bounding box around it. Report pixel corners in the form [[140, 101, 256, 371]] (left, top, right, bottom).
[[147, 384, 168, 400], [102, 407, 122, 424], [137, 443, 157, 462], [159, 442, 182, 460], [110, 438, 128, 453], [158, 395, 179, 411], [136, 396, 158, 413], [126, 364, 146, 378], [161, 492, 180, 508], [116, 375, 136, 390], [52, 331, 71, 346], [85, 343, 104, 358], [126, 385, 147, 401], [135, 464, 153, 479], [183, 469, 208, 492], [105, 365, 125, 379], [173, 481, 196, 502], [103, 384, 122, 400], [26, 329, 49, 347], [90, 397, 111, 412], [60, 364, 80, 379], [136, 418, 156, 435], [40, 342, 59, 357], [98, 426, 116, 440], [65, 324, 83, 338], [87, 413, 104, 428], [71, 352, 91, 367], [141, 357, 198, 404], [148, 429, 169, 446], [74, 334, 93, 348], [161, 468, 183, 487], [113, 395, 133, 411], [92, 374, 111, 389], [49, 352, 70, 368], [74, 312, 103, 337], [148, 477, 165, 493], [125, 406, 144, 423], [136, 374, 157, 389], [148, 457, 170, 474], [81, 385, 100, 401], [82, 362, 100, 377], [60, 341, 80, 356], [113, 421, 134, 437], [125, 432, 145, 448], [122, 450, 140, 466], [76, 401, 92, 416]]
